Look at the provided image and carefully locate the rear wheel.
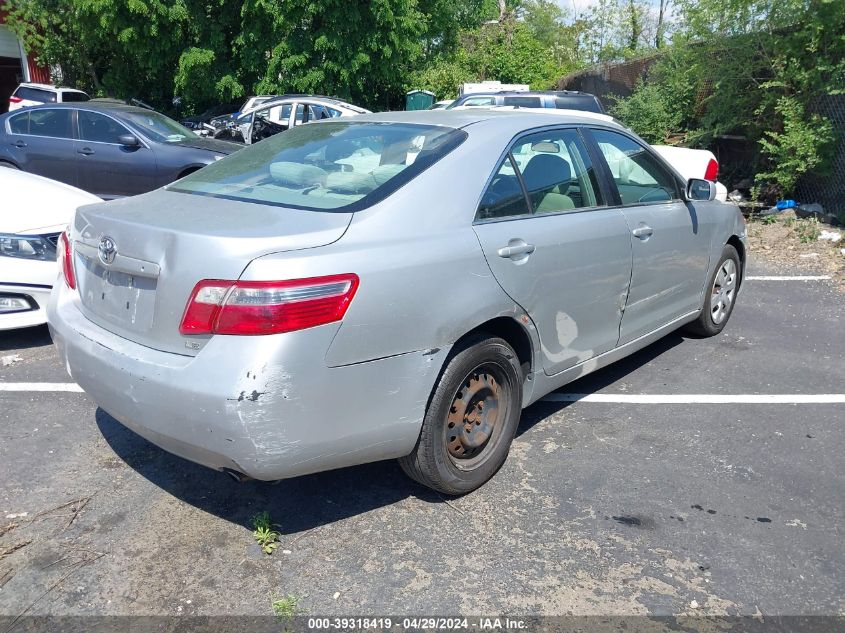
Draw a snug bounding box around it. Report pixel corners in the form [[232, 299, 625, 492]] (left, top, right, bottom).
[[399, 335, 522, 495], [685, 244, 741, 336]]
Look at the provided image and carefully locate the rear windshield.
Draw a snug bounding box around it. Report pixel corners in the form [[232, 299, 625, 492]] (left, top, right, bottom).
[[60, 91, 90, 103], [169, 121, 468, 212], [14, 86, 55, 103]]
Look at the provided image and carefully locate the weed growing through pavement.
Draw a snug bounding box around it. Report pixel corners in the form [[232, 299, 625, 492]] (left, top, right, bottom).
[[252, 511, 280, 555], [795, 217, 821, 243], [272, 595, 300, 619]]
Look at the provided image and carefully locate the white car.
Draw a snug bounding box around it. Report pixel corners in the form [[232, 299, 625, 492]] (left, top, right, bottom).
[[8, 83, 90, 112], [0, 169, 100, 330], [234, 96, 371, 144]]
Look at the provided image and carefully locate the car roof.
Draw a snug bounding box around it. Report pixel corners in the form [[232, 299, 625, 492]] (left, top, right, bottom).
[[241, 95, 366, 113], [7, 102, 156, 116], [346, 108, 623, 132], [17, 83, 88, 94], [459, 90, 595, 98]]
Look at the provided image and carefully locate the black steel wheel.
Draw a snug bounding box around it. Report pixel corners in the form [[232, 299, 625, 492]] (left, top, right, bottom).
[[399, 334, 523, 495]]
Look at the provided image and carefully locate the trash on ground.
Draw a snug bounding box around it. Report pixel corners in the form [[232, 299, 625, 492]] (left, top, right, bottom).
[[1, 354, 22, 367], [795, 203, 841, 227], [818, 230, 842, 243]]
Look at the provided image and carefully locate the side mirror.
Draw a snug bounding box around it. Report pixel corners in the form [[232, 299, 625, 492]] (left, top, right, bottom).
[[118, 134, 140, 147], [687, 178, 716, 201]]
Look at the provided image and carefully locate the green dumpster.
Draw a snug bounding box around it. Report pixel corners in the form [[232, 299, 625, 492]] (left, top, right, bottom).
[[406, 90, 436, 111]]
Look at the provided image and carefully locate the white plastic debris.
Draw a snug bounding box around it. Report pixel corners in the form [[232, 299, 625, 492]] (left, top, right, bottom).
[[333, 592, 340, 600], [5, 512, 27, 519], [1, 354, 22, 367], [690, 599, 700, 609], [818, 230, 842, 243]]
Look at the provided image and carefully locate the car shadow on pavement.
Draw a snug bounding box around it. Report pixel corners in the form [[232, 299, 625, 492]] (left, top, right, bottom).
[[516, 330, 687, 437], [0, 324, 53, 351], [96, 330, 687, 535], [95, 408, 438, 535]]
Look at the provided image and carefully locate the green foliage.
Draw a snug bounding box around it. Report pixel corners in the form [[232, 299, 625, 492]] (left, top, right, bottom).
[[251, 511, 280, 555], [610, 82, 679, 143], [272, 595, 300, 619], [241, 0, 426, 110], [794, 217, 822, 243], [756, 97, 836, 196], [408, 18, 560, 100]]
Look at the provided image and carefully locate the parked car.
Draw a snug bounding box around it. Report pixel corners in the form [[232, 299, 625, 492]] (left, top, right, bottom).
[[220, 96, 371, 144], [0, 103, 241, 199], [429, 100, 454, 110], [48, 109, 746, 494], [206, 95, 292, 132], [8, 83, 90, 112], [180, 101, 242, 131], [447, 90, 604, 113], [1, 169, 100, 330]]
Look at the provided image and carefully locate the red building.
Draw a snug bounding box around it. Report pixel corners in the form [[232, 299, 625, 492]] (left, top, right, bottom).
[[0, 9, 51, 112]]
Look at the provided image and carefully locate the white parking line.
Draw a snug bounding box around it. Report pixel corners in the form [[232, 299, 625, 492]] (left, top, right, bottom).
[[745, 275, 831, 281], [1, 383, 844, 404], [541, 393, 845, 404], [0, 382, 84, 392]]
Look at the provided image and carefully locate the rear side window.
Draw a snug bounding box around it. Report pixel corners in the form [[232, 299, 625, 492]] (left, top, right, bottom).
[[27, 109, 72, 139], [170, 121, 468, 212], [79, 110, 130, 144], [477, 156, 530, 220], [502, 96, 543, 108], [7, 112, 29, 134], [14, 86, 56, 103], [60, 91, 90, 103], [554, 96, 603, 113]]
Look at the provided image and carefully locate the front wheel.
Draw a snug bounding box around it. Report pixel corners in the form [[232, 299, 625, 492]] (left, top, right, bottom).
[[685, 244, 741, 337], [399, 335, 523, 495]]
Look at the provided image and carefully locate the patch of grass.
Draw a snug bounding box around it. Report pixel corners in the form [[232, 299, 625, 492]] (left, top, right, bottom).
[[795, 217, 821, 243], [759, 214, 779, 225], [252, 511, 280, 555], [272, 595, 300, 619]]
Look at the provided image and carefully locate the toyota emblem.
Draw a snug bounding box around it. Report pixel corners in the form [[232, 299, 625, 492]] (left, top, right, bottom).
[[98, 236, 117, 265]]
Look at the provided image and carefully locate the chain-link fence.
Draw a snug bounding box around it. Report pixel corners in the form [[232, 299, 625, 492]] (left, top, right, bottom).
[[795, 94, 845, 216]]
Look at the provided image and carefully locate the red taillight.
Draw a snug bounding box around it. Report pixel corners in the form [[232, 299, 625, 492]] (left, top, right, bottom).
[[8, 96, 22, 104], [58, 231, 76, 289], [180, 274, 359, 336], [704, 158, 719, 181]]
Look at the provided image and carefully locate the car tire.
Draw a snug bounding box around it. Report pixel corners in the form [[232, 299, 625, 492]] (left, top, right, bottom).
[[685, 244, 741, 337], [399, 334, 523, 495], [0, 161, 18, 169]]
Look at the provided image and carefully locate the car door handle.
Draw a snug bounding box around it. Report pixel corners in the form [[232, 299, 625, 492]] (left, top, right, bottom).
[[631, 225, 653, 239], [77, 147, 95, 156], [12, 140, 26, 148], [497, 241, 536, 258]]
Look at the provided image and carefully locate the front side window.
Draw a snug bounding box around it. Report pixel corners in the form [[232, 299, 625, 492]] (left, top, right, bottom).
[[463, 97, 495, 107], [79, 110, 131, 144], [592, 129, 680, 204], [61, 91, 90, 103], [169, 121, 467, 212], [27, 109, 72, 139]]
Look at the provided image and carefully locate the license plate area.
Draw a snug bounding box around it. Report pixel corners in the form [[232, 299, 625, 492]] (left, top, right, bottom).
[[76, 253, 158, 331]]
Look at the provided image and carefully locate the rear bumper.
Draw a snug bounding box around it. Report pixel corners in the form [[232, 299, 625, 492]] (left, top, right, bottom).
[[48, 285, 448, 480]]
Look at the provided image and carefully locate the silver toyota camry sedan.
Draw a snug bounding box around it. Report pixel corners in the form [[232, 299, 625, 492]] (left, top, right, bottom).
[[48, 109, 746, 494]]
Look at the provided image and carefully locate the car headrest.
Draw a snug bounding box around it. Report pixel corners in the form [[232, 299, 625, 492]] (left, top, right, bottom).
[[521, 154, 571, 195], [269, 162, 327, 188]]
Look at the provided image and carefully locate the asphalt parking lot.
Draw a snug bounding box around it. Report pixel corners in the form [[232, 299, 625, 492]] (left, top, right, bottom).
[[0, 255, 843, 622]]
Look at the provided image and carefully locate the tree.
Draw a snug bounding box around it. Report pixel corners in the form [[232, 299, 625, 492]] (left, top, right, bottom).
[[239, 0, 426, 110]]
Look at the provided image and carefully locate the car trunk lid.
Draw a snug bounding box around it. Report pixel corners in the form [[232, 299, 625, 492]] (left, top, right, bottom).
[[70, 189, 352, 356]]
